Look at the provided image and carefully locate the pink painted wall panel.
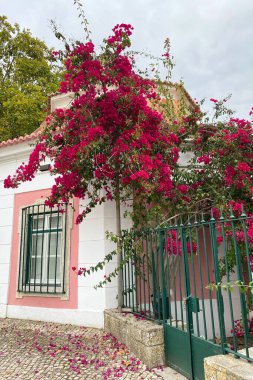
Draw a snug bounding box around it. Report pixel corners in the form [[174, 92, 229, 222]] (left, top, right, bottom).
[[8, 189, 79, 309]]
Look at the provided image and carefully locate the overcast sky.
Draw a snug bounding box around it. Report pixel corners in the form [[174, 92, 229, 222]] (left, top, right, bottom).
[[1, 0, 252, 118]]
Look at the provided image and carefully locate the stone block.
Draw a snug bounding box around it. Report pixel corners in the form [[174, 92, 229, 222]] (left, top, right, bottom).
[[141, 325, 164, 346], [129, 338, 165, 368], [204, 355, 253, 380], [129, 321, 143, 342], [104, 309, 165, 368]]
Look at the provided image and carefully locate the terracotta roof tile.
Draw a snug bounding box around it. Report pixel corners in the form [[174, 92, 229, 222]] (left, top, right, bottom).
[[0, 123, 45, 149]]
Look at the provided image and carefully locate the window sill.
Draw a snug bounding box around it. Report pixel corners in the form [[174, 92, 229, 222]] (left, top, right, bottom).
[[16, 290, 69, 301]]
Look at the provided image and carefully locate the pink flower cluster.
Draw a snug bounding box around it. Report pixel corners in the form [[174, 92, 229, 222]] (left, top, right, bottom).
[[4, 143, 46, 188], [231, 318, 253, 337], [166, 230, 197, 256]]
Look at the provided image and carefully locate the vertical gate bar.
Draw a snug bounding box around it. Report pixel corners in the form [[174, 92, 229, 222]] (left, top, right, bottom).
[[210, 213, 226, 347], [125, 233, 128, 308], [220, 214, 237, 352], [125, 237, 128, 306], [241, 209, 253, 306], [165, 226, 172, 324], [154, 229, 159, 319], [146, 232, 152, 318], [134, 235, 138, 312], [127, 237, 131, 308], [122, 238, 126, 306], [121, 237, 124, 306], [155, 229, 161, 320], [230, 213, 250, 357], [151, 229, 157, 320], [128, 232, 132, 308], [142, 232, 147, 316], [131, 237, 135, 311], [139, 234, 142, 315], [188, 217, 200, 336], [130, 243, 135, 312], [125, 235, 128, 308], [180, 218, 194, 380], [194, 214, 208, 339], [159, 228, 167, 323], [134, 239, 138, 313], [201, 213, 216, 341], [47, 207, 53, 293], [121, 241, 127, 308]]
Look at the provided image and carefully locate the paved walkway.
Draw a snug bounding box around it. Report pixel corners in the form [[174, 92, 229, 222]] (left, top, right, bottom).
[[0, 318, 185, 380]]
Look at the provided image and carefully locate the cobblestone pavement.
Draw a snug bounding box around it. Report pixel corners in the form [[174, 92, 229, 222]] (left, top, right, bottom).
[[0, 318, 166, 380]]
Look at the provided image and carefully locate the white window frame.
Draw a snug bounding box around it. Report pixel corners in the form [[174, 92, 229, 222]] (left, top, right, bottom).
[[16, 201, 73, 299]]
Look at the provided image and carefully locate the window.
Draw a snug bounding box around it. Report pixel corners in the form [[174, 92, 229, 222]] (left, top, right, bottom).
[[17, 203, 68, 294]]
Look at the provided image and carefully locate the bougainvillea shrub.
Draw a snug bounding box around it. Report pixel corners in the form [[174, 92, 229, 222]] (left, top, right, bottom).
[[4, 24, 184, 226]]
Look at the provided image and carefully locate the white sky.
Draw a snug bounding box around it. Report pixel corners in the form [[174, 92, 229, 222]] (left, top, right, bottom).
[[1, 0, 252, 118]]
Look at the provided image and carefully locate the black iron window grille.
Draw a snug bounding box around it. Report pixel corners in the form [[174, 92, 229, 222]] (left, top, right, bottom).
[[17, 203, 68, 294]]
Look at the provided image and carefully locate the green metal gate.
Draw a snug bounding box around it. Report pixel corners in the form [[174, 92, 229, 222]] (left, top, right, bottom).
[[158, 219, 225, 380], [122, 211, 253, 380]]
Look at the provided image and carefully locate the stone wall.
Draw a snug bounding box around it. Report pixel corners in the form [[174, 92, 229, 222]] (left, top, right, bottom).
[[104, 309, 165, 368]]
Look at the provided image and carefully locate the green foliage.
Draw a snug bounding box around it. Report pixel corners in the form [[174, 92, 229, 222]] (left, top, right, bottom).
[[0, 15, 61, 141], [207, 280, 253, 295], [81, 230, 136, 290]]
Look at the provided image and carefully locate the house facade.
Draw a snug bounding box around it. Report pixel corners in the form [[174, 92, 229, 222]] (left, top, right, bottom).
[[0, 87, 193, 328]]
